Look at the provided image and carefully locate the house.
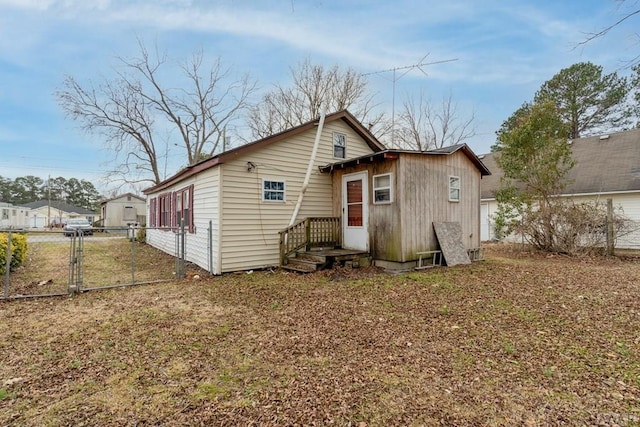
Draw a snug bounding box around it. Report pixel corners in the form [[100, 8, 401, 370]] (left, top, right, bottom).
[[143, 110, 489, 274], [480, 128, 640, 248], [99, 193, 146, 228], [21, 200, 97, 228], [0, 202, 31, 229]]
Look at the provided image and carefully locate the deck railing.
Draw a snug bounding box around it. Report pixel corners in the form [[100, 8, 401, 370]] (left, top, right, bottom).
[[279, 217, 341, 265]]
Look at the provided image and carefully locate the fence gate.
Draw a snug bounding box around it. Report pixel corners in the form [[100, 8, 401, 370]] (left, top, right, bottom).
[[2, 227, 186, 300]]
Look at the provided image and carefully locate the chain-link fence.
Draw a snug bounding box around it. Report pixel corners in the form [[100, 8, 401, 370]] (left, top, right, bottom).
[[1, 226, 187, 299]]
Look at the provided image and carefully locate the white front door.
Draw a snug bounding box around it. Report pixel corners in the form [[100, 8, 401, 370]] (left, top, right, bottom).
[[342, 172, 369, 251]]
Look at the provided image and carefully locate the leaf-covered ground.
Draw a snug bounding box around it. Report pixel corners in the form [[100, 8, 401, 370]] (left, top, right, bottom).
[[1, 245, 639, 426]]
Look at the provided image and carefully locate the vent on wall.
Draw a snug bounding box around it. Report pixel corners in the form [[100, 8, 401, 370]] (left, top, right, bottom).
[[599, 134, 610, 140]]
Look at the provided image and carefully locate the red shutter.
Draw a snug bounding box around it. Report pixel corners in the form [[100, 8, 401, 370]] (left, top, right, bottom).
[[149, 198, 156, 227], [170, 192, 176, 229]]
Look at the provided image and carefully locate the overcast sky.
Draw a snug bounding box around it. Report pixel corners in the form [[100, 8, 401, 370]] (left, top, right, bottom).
[[0, 0, 638, 193]]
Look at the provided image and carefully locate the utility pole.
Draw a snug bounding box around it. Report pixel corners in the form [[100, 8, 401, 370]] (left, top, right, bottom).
[[47, 174, 51, 229], [364, 54, 457, 146]]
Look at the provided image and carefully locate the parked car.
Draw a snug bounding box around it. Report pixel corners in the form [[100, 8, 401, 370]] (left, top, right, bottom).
[[64, 218, 93, 236]]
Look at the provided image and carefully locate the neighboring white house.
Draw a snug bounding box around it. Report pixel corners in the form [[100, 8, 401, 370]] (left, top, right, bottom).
[[0, 202, 31, 229], [480, 128, 640, 248], [21, 200, 97, 228], [143, 110, 386, 274], [100, 193, 146, 228]]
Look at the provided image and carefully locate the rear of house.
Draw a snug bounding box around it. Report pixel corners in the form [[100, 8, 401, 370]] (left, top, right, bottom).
[[143, 111, 384, 274], [321, 145, 490, 269]]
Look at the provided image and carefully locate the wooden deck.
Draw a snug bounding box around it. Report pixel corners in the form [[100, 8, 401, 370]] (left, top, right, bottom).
[[304, 248, 368, 258], [283, 248, 370, 272]]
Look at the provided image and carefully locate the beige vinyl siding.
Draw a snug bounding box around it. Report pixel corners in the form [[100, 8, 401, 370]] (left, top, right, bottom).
[[220, 120, 376, 272], [192, 166, 221, 274], [398, 152, 481, 261], [146, 166, 222, 274]]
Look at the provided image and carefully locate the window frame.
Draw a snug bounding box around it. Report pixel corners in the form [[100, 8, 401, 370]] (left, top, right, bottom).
[[149, 198, 157, 227], [449, 176, 461, 202], [158, 192, 172, 228], [372, 173, 393, 204], [333, 132, 346, 159], [262, 179, 286, 202], [174, 185, 194, 232]]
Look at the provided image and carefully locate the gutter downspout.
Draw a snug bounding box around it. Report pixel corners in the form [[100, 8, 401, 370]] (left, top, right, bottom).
[[288, 110, 326, 226]]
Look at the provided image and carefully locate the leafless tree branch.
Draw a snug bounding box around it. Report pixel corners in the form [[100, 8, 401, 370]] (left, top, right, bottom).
[[57, 40, 256, 185]]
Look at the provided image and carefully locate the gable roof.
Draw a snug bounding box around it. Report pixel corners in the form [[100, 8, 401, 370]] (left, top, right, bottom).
[[100, 192, 146, 205], [143, 110, 386, 195], [480, 128, 640, 199], [21, 200, 96, 215], [319, 143, 491, 176]]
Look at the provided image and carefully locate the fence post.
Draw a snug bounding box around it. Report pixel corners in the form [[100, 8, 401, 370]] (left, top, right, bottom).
[[68, 233, 76, 294], [131, 226, 136, 285], [177, 219, 186, 278], [4, 231, 11, 298], [606, 198, 614, 256], [305, 218, 311, 251]]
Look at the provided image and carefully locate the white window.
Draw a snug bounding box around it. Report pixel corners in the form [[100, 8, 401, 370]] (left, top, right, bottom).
[[1, 209, 8, 220], [449, 176, 461, 202], [333, 132, 346, 159], [175, 185, 193, 232], [373, 173, 393, 204], [263, 180, 285, 202]]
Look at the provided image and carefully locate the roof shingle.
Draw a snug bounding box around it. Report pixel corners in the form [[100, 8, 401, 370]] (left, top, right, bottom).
[[480, 128, 640, 199]]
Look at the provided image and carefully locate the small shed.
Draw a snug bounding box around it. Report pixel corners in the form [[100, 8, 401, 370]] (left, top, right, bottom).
[[320, 144, 491, 269]]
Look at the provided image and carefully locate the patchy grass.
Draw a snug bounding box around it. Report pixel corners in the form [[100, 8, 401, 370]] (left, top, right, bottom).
[[6, 238, 178, 296], [0, 245, 639, 425]]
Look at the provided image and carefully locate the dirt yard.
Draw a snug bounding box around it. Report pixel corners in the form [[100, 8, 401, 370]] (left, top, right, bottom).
[[1, 244, 639, 426]]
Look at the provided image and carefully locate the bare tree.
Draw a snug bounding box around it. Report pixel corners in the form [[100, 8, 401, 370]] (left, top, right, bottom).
[[577, 1, 640, 66], [57, 41, 257, 185], [248, 59, 385, 139], [395, 91, 476, 151]]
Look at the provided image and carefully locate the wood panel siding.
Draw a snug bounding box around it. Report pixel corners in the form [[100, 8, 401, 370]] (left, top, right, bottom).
[[398, 152, 481, 261], [219, 120, 378, 273], [328, 150, 482, 263]]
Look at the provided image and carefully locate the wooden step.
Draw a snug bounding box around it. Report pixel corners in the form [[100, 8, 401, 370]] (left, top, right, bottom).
[[295, 252, 327, 263], [282, 257, 320, 272], [282, 248, 370, 273]]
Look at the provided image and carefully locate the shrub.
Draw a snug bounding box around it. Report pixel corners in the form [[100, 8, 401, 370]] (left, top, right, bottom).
[[0, 233, 27, 275], [136, 227, 146, 244]]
